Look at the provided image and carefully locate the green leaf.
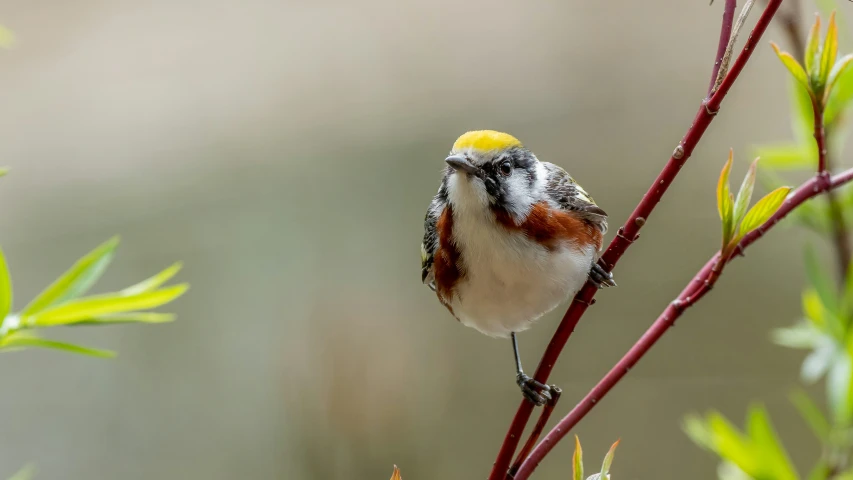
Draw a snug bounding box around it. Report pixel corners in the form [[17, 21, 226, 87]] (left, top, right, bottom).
[[707, 411, 759, 474], [70, 312, 175, 326], [600, 439, 620, 478], [733, 158, 759, 228], [683, 414, 715, 450], [773, 42, 812, 92], [772, 322, 821, 349], [21, 236, 119, 317], [827, 352, 853, 424], [0, 245, 12, 322], [0, 167, 8, 178], [27, 284, 188, 327], [806, 14, 823, 80], [792, 77, 817, 143], [805, 245, 841, 315], [573, 435, 584, 480], [718, 150, 735, 246], [0, 331, 114, 358], [7, 464, 36, 480], [789, 389, 830, 440], [801, 337, 837, 382], [826, 56, 853, 126], [821, 12, 839, 88], [753, 143, 814, 171], [828, 53, 853, 97], [739, 187, 792, 237], [0, 25, 14, 49], [746, 404, 798, 480], [121, 262, 182, 295]]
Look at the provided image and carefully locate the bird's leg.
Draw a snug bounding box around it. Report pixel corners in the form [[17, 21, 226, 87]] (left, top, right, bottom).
[[513, 332, 555, 407], [588, 262, 617, 288]]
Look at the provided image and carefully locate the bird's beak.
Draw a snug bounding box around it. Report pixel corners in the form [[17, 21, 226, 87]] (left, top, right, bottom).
[[445, 155, 479, 176]]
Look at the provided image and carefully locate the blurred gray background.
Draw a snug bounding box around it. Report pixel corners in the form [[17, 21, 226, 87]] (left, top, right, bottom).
[[0, 0, 838, 478]]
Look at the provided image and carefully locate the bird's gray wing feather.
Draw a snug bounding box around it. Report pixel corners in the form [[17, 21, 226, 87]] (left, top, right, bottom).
[[542, 162, 608, 234], [421, 187, 446, 291]]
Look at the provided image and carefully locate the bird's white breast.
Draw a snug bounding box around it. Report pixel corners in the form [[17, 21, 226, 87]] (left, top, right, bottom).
[[445, 176, 595, 338]]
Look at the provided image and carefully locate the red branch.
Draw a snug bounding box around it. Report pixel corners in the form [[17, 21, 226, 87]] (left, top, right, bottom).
[[709, 0, 738, 94], [488, 1, 783, 478], [511, 167, 853, 480]]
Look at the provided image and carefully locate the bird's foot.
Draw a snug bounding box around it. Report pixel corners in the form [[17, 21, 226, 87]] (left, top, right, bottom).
[[589, 263, 617, 288], [517, 373, 557, 407]]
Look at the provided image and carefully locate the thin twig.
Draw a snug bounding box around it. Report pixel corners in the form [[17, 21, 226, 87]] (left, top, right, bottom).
[[709, 0, 738, 94], [487, 2, 783, 478], [712, 0, 756, 95], [508, 388, 562, 477], [512, 167, 853, 480], [809, 61, 851, 280]]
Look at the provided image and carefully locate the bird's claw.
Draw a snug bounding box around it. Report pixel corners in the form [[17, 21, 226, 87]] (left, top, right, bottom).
[[589, 263, 617, 289], [517, 373, 556, 407]]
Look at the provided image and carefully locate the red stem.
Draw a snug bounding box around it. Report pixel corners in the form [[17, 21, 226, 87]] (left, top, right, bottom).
[[512, 167, 853, 480], [709, 0, 738, 94], [488, 2, 783, 478], [815, 99, 828, 174]]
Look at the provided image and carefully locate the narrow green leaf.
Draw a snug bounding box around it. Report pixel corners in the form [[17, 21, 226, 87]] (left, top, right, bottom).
[[805, 245, 840, 315], [801, 338, 837, 382], [21, 236, 120, 316], [791, 77, 817, 143], [772, 322, 820, 349], [121, 262, 183, 296], [0, 245, 12, 322], [733, 158, 759, 228], [789, 389, 831, 440], [0, 332, 114, 358], [0, 167, 8, 178], [772, 42, 812, 91], [707, 412, 759, 474], [746, 404, 798, 480], [804, 288, 828, 331], [28, 284, 188, 327], [808, 459, 832, 480], [806, 14, 822, 79], [718, 150, 735, 246], [600, 439, 620, 477], [826, 353, 853, 424], [826, 56, 853, 126], [70, 312, 175, 326], [573, 435, 584, 480], [7, 464, 36, 480], [739, 187, 792, 237], [683, 414, 715, 451], [753, 143, 814, 170], [828, 54, 853, 97], [821, 12, 839, 87]]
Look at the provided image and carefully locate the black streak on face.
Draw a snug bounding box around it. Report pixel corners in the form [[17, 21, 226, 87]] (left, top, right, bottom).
[[482, 147, 537, 208]]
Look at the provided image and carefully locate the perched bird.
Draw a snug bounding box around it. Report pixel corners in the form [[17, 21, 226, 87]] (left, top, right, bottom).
[[421, 130, 615, 406]]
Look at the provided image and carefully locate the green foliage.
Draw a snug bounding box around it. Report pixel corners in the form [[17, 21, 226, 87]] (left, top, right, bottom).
[[772, 12, 853, 106], [7, 465, 35, 480], [717, 151, 793, 256], [570, 436, 620, 480], [684, 405, 798, 480], [0, 236, 188, 357]]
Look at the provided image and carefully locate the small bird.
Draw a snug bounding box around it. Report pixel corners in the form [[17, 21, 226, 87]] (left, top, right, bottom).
[[421, 130, 615, 406]]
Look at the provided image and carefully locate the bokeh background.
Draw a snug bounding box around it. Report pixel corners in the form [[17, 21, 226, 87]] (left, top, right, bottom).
[[0, 0, 841, 478]]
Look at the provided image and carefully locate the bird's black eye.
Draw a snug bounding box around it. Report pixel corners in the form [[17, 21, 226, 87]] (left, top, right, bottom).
[[499, 161, 512, 177]]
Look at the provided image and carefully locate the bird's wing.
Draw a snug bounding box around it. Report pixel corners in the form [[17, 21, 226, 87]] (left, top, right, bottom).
[[421, 188, 447, 291], [542, 162, 608, 234]]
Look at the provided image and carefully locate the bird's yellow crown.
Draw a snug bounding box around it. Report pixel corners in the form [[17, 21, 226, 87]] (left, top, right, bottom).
[[452, 130, 522, 153]]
